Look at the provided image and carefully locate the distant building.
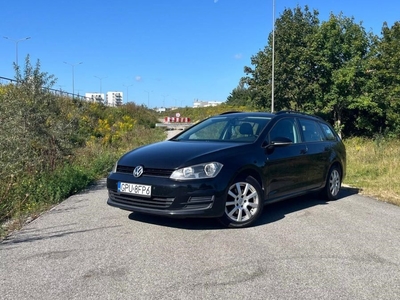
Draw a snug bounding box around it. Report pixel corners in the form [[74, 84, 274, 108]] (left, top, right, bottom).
[[155, 107, 166, 113], [85, 93, 105, 104], [193, 100, 223, 108], [106, 91, 123, 106]]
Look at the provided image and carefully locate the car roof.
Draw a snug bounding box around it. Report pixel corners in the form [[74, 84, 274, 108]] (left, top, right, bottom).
[[218, 111, 275, 117], [275, 110, 324, 120], [218, 110, 323, 121]]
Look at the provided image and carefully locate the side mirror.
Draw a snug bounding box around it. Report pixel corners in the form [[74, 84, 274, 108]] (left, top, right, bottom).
[[262, 137, 293, 151], [263, 137, 293, 153], [271, 136, 293, 145], [264, 137, 293, 149]]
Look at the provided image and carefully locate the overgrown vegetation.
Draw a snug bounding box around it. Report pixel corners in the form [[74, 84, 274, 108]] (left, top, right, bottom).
[[344, 137, 400, 206], [0, 57, 164, 237]]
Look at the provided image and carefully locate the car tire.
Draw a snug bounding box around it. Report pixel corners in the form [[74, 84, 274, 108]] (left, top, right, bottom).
[[218, 175, 263, 228], [323, 165, 342, 201]]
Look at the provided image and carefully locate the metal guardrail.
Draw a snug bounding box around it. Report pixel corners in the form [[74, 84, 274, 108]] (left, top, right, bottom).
[[0, 75, 90, 101], [0, 76, 17, 84]]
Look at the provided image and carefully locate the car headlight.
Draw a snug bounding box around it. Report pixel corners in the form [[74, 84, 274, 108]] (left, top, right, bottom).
[[170, 162, 223, 180]]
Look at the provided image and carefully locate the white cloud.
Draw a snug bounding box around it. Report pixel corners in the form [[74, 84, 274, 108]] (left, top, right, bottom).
[[135, 76, 142, 82], [234, 53, 243, 60]]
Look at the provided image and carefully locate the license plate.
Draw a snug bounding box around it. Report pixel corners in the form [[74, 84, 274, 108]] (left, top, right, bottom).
[[118, 182, 152, 197]]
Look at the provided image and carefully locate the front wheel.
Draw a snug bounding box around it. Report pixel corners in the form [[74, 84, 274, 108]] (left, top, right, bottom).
[[218, 176, 263, 228], [323, 166, 342, 201]]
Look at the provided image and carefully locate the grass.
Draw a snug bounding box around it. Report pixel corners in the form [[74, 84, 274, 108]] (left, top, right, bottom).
[[0, 126, 167, 240], [344, 137, 400, 206]]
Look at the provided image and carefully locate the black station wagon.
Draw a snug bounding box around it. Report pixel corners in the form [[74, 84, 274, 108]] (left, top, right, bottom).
[[107, 111, 346, 228]]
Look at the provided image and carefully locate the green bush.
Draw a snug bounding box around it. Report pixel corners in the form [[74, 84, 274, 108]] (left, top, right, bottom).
[[0, 57, 166, 236]]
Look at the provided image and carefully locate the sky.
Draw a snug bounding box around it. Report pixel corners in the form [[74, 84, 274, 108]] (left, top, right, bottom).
[[1, 0, 399, 108]]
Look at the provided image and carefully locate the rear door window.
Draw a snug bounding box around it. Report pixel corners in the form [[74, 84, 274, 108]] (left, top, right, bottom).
[[298, 119, 324, 142], [319, 123, 337, 141], [269, 118, 301, 143]]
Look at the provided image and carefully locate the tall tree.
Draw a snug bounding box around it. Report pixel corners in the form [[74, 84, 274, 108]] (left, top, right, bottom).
[[243, 6, 320, 111], [273, 5, 320, 111], [313, 13, 372, 136], [226, 78, 254, 107], [243, 47, 271, 109], [365, 21, 400, 136], [237, 6, 399, 137]]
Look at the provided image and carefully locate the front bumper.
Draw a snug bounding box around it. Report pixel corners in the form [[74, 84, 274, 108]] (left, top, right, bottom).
[[106, 172, 227, 218]]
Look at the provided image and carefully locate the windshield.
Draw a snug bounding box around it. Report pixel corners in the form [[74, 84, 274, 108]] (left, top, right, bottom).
[[172, 115, 271, 142]]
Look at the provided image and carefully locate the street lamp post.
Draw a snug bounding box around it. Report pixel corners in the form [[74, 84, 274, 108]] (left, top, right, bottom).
[[162, 94, 169, 108], [3, 36, 31, 67], [94, 76, 107, 94], [123, 84, 134, 103], [271, 0, 275, 113], [64, 61, 82, 99], [144, 90, 152, 107]]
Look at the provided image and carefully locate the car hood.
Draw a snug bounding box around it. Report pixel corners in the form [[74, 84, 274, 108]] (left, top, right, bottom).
[[117, 140, 245, 169]]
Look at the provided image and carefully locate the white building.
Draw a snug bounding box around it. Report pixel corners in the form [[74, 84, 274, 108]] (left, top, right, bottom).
[[155, 107, 166, 113], [85, 93, 105, 104], [193, 100, 223, 108], [106, 91, 123, 106]]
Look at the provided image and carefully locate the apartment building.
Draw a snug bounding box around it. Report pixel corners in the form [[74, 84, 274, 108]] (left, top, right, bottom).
[[85, 93, 105, 103], [106, 91, 123, 106]]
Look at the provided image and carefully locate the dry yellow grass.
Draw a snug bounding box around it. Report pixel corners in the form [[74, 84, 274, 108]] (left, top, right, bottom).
[[344, 137, 400, 206]]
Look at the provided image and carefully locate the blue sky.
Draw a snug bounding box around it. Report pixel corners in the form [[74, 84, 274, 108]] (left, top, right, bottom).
[[1, 0, 399, 108]]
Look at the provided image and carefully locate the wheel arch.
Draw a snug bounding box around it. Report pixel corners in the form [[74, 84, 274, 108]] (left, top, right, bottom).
[[328, 161, 343, 183], [231, 167, 265, 199]]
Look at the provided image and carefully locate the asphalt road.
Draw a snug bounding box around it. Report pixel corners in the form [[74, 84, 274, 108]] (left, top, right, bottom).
[[1, 131, 399, 300]]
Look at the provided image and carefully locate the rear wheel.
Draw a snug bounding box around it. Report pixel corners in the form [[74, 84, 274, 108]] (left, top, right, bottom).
[[323, 166, 342, 200], [218, 176, 263, 228]]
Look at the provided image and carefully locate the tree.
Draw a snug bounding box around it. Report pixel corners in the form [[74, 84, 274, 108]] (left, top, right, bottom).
[[364, 21, 400, 136], [226, 78, 254, 107], [243, 6, 320, 111], [273, 5, 320, 111], [313, 13, 372, 136], [237, 6, 399, 137]]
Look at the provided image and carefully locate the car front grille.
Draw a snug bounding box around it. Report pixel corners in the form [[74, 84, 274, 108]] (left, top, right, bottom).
[[116, 165, 174, 177], [109, 191, 215, 211], [109, 190, 174, 209]]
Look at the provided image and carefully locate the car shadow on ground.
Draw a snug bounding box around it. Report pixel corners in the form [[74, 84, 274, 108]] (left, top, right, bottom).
[[127, 186, 360, 230], [254, 186, 360, 226]]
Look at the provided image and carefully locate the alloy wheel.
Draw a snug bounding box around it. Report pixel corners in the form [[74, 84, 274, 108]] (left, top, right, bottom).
[[225, 181, 260, 223], [329, 169, 341, 197]]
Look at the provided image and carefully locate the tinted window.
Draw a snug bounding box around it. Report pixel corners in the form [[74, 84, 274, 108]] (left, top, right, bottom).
[[175, 116, 271, 142], [269, 118, 300, 143], [298, 119, 324, 142], [189, 120, 228, 140], [320, 123, 337, 141]]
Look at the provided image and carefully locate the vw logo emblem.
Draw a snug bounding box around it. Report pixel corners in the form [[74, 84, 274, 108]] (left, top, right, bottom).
[[133, 165, 144, 178]]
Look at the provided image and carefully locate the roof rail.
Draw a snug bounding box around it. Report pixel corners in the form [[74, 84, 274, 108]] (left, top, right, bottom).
[[219, 111, 242, 115], [276, 110, 323, 120], [276, 110, 304, 115]]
